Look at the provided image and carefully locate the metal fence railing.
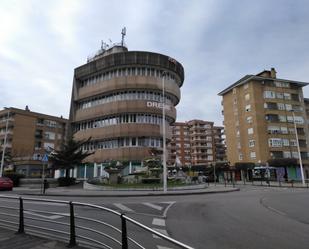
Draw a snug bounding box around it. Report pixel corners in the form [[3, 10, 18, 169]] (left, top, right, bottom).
[[0, 195, 194, 249]]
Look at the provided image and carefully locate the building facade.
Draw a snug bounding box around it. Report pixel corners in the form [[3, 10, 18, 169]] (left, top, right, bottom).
[[218, 68, 309, 178], [167, 120, 226, 167], [69, 44, 184, 177], [0, 107, 67, 177]]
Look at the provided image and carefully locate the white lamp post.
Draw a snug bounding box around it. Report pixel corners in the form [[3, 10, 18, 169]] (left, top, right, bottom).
[[162, 72, 167, 193], [291, 111, 305, 186], [0, 108, 10, 177]]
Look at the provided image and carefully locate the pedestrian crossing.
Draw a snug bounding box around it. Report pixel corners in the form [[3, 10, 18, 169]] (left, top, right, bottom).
[[113, 203, 134, 212], [106, 201, 175, 216], [101, 202, 176, 249]]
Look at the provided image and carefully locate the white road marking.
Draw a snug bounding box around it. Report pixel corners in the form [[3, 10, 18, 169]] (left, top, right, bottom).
[[152, 228, 169, 239], [157, 246, 173, 249], [267, 206, 287, 216], [143, 202, 163, 211], [163, 201, 176, 218], [152, 218, 166, 226], [24, 211, 67, 220], [113, 203, 133, 212]]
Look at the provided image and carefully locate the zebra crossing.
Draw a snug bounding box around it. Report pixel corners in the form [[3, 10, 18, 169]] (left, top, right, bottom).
[[103, 201, 176, 249], [105, 201, 175, 216]]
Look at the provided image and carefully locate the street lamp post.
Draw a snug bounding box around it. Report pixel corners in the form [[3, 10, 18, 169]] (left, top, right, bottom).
[[0, 109, 10, 177], [162, 72, 167, 193], [213, 162, 216, 186], [291, 111, 305, 186]]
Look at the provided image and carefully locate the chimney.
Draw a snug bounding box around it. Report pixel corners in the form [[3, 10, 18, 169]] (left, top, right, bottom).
[[270, 68, 277, 79], [25, 105, 30, 111]]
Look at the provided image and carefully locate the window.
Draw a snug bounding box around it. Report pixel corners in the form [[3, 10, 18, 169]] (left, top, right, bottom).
[[245, 94, 250, 101], [283, 93, 291, 100], [286, 116, 294, 123], [246, 116, 253, 124], [249, 140, 255, 147], [248, 128, 253, 135], [290, 139, 297, 146], [277, 103, 285, 110], [275, 81, 290, 88], [283, 151, 291, 158], [278, 115, 286, 122], [44, 132, 55, 140], [44, 142, 54, 150], [237, 142, 241, 149], [245, 104, 251, 112], [276, 92, 284, 99], [35, 141, 42, 149], [233, 88, 237, 94], [268, 138, 282, 147], [243, 83, 249, 89], [239, 153, 243, 160], [264, 91, 276, 99], [282, 139, 289, 146], [267, 126, 280, 134], [294, 116, 304, 124], [285, 104, 292, 111], [250, 152, 256, 159], [292, 151, 299, 158], [281, 127, 288, 134]]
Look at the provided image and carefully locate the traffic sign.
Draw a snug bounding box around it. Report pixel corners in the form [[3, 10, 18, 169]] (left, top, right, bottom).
[[42, 154, 49, 162]]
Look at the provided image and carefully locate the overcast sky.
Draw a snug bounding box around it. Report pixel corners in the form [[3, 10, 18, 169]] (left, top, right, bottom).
[[1, 0, 309, 126]]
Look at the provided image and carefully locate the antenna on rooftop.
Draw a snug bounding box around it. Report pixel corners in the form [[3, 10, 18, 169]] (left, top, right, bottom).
[[121, 27, 126, 46]]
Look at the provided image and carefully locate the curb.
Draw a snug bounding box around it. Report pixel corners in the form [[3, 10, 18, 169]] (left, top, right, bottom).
[[12, 188, 240, 198]]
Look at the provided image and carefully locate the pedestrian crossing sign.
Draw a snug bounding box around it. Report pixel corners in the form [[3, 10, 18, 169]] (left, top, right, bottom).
[[42, 154, 49, 162]]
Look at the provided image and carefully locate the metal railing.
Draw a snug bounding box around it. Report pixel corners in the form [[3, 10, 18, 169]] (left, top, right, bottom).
[[0, 195, 194, 249]]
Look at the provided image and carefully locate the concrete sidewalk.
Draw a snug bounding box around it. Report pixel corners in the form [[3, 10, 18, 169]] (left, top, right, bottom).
[[10, 184, 239, 197], [0, 227, 85, 249]]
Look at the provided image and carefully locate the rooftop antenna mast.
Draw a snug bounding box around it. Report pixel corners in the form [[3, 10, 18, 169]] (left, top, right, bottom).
[[121, 27, 126, 46]]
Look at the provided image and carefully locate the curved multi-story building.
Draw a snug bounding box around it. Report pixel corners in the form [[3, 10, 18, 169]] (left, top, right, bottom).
[[69, 44, 184, 177]]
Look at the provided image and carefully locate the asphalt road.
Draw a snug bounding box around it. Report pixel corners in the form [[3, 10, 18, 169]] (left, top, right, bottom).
[[1, 185, 309, 249]]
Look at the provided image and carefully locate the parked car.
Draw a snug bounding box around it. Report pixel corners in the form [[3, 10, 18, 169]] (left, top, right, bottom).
[[0, 177, 13, 191]]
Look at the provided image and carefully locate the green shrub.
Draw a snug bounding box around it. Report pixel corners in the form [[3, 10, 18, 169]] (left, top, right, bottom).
[[4, 173, 24, 187], [57, 177, 76, 186], [141, 178, 160, 184]]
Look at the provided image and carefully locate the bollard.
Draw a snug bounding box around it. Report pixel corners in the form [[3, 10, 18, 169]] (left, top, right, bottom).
[[279, 180, 282, 187], [121, 214, 128, 249], [17, 197, 24, 234], [68, 202, 77, 247], [291, 180, 294, 188], [224, 179, 227, 187]]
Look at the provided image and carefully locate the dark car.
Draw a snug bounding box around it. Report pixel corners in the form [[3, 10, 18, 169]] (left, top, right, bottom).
[[0, 177, 13, 191]]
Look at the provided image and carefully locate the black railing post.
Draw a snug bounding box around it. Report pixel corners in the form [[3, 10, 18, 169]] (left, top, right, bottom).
[[121, 214, 128, 249], [17, 197, 24, 234], [68, 202, 77, 247]]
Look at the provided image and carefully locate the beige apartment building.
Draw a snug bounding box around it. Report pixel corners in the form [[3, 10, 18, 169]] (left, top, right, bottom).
[[305, 98, 309, 132], [218, 68, 309, 178], [168, 120, 226, 167], [69, 43, 184, 177], [0, 107, 67, 177]]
